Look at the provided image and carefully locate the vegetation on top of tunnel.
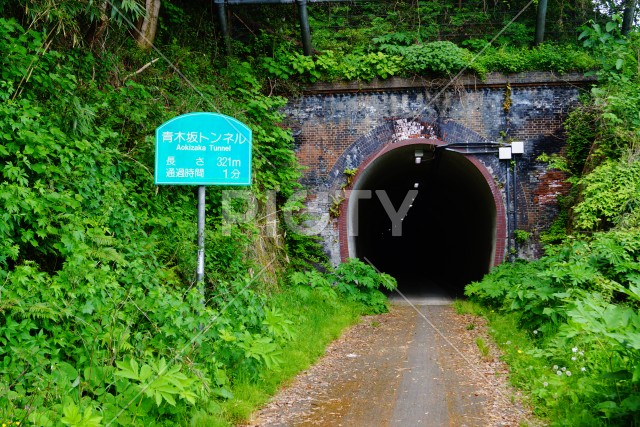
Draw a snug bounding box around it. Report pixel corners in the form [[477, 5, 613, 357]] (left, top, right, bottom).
[[237, 0, 613, 86], [466, 15, 640, 426], [260, 39, 597, 84]]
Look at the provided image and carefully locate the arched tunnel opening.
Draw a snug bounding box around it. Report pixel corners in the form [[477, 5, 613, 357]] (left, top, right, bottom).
[[349, 143, 497, 298]]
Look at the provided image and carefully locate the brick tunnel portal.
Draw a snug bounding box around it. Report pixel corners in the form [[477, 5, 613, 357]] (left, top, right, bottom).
[[349, 143, 497, 298]]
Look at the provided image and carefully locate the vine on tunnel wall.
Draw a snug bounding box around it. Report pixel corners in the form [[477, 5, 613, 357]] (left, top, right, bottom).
[[503, 83, 512, 114], [329, 167, 359, 219]]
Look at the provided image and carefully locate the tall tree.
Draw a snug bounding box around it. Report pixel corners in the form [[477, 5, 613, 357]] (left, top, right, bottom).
[[89, 0, 110, 48], [135, 0, 161, 49]]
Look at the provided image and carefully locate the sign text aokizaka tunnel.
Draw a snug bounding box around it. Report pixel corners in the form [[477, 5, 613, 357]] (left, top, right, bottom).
[[154, 112, 252, 186]]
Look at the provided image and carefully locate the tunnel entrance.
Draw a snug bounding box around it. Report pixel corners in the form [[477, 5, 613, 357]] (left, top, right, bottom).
[[348, 142, 497, 298]]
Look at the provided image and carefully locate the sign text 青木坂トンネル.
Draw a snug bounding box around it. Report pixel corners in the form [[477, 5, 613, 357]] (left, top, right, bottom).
[[155, 112, 252, 186]]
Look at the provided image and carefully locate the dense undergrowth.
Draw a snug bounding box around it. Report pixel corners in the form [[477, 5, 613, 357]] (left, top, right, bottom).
[[0, 0, 402, 422], [0, 13, 391, 427], [466, 17, 640, 427], [248, 0, 599, 83], [260, 41, 596, 83]]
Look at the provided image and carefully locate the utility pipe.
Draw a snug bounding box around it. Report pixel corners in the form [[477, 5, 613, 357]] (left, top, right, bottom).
[[215, 0, 232, 55], [534, 0, 548, 45], [622, 0, 637, 36], [297, 0, 313, 56]]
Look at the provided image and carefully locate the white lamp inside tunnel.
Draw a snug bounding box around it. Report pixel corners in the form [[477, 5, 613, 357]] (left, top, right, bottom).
[[415, 149, 423, 164]]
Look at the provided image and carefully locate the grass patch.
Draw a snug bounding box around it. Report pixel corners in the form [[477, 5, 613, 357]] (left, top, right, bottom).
[[453, 299, 484, 316], [475, 337, 490, 359], [192, 286, 365, 426]]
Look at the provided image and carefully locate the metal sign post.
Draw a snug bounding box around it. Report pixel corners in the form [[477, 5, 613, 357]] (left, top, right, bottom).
[[197, 185, 206, 283], [155, 112, 252, 290]]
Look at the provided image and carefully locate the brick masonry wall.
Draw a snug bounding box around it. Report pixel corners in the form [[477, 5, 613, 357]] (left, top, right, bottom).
[[281, 72, 592, 264]]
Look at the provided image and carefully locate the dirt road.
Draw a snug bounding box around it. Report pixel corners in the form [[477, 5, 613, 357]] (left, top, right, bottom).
[[248, 297, 533, 427]]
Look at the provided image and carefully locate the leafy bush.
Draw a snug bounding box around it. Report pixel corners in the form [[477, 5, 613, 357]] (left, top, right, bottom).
[[399, 41, 475, 75], [289, 258, 397, 314], [573, 159, 640, 231], [258, 40, 595, 84], [332, 258, 397, 313], [466, 229, 640, 425], [563, 107, 599, 176], [473, 44, 596, 75]]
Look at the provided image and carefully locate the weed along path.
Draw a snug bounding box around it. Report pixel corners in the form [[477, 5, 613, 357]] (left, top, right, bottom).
[[246, 298, 535, 427]]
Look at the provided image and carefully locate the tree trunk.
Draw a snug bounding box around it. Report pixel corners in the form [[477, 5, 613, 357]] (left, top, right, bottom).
[[89, 0, 110, 49], [135, 0, 161, 49]]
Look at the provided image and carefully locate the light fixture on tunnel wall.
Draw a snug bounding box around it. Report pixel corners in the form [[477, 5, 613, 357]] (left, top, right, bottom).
[[414, 182, 419, 189], [415, 149, 424, 164], [498, 146, 512, 160], [511, 141, 524, 155]]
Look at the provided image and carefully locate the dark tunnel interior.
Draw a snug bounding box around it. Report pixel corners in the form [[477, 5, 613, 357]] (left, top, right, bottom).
[[352, 144, 497, 298]]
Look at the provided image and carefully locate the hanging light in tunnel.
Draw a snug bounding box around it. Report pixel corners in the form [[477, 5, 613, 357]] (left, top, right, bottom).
[[414, 182, 419, 188], [414, 149, 424, 164]]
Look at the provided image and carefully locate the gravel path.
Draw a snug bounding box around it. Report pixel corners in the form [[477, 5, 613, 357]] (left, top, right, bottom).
[[243, 301, 537, 427]]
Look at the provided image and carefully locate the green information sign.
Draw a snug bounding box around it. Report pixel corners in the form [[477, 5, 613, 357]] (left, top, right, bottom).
[[154, 112, 252, 186]]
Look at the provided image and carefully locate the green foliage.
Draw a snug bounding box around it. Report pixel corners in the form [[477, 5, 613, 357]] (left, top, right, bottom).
[[475, 337, 490, 359], [393, 41, 476, 76], [473, 44, 596, 76], [542, 15, 640, 241], [466, 228, 640, 425], [513, 229, 531, 245], [257, 39, 595, 83], [0, 13, 307, 426], [332, 258, 397, 314], [343, 167, 358, 188], [0, 20, 386, 424], [251, 6, 596, 84], [61, 402, 103, 427], [289, 258, 397, 314], [571, 17, 640, 170], [114, 357, 203, 406], [540, 211, 569, 246], [579, 15, 639, 83], [573, 159, 640, 231], [284, 232, 329, 272], [5, 0, 144, 47], [563, 106, 599, 176], [198, 285, 363, 425]]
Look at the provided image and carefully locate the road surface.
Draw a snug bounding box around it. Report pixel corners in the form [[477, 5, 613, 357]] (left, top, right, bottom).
[[248, 294, 530, 426]]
